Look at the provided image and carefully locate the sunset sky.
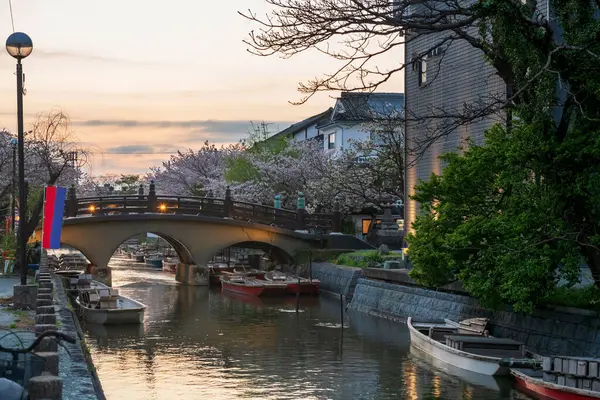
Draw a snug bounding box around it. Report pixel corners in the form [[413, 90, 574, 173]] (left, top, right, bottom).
[[0, 0, 403, 176]]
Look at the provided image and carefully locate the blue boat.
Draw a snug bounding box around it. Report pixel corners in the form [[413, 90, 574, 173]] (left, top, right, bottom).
[[145, 256, 163, 268]]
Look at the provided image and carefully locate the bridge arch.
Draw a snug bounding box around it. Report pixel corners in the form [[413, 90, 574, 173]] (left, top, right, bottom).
[[111, 233, 195, 265], [210, 241, 294, 265], [53, 243, 93, 264]]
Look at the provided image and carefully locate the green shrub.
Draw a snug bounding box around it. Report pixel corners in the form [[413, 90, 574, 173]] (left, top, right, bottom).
[[541, 285, 600, 311], [331, 250, 402, 268]]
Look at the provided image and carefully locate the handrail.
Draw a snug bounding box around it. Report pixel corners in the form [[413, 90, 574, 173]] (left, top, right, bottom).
[[65, 193, 338, 232], [0, 330, 76, 354]]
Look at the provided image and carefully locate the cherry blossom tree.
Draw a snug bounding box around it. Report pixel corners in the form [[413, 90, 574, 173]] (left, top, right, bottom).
[[0, 110, 89, 251], [216, 138, 329, 207], [147, 141, 245, 197], [76, 174, 143, 196]]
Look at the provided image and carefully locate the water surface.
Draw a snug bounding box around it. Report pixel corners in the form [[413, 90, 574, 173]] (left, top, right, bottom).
[[84, 258, 533, 400]]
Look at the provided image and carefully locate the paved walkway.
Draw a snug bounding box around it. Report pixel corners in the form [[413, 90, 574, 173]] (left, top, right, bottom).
[[0, 277, 20, 299]]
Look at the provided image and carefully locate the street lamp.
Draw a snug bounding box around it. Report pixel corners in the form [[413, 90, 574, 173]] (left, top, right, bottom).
[[6, 32, 33, 286], [10, 138, 17, 232]]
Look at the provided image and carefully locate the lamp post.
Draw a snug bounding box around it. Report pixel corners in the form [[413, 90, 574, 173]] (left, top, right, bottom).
[[10, 137, 17, 232], [6, 32, 33, 286]]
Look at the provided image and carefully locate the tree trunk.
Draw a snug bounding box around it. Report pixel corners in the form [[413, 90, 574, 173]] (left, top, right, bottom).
[[583, 246, 600, 289]]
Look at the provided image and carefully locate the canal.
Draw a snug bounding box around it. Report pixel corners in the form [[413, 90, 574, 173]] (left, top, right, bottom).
[[83, 257, 533, 400]]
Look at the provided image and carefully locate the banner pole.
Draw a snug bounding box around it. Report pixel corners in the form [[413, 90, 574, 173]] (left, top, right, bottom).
[[40, 185, 47, 263]]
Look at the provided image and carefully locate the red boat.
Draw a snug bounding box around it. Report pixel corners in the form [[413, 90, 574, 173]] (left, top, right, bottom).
[[220, 275, 287, 297], [512, 369, 600, 400], [233, 267, 265, 280], [208, 264, 235, 286], [264, 272, 320, 295]]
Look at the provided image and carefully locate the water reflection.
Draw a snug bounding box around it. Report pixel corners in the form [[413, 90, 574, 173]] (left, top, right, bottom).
[[83, 260, 533, 400]]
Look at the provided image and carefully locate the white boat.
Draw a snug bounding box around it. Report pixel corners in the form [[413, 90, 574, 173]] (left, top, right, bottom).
[[67, 278, 109, 294], [407, 317, 537, 376], [75, 288, 146, 325]]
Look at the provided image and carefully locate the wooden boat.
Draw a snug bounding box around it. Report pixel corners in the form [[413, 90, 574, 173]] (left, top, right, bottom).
[[221, 275, 287, 297], [66, 276, 109, 295], [207, 264, 235, 285], [58, 254, 89, 271], [162, 258, 178, 273], [264, 271, 320, 295], [75, 288, 146, 325], [145, 255, 163, 268], [407, 317, 538, 376], [232, 266, 265, 280], [55, 270, 85, 279], [512, 368, 600, 400]]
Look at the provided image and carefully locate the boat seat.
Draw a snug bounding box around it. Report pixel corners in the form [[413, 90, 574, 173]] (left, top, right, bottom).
[[445, 335, 525, 357], [428, 327, 459, 341]]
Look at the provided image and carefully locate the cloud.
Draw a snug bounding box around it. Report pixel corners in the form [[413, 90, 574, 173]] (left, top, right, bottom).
[[76, 119, 292, 135], [104, 144, 186, 154], [0, 49, 157, 65], [105, 145, 157, 154]]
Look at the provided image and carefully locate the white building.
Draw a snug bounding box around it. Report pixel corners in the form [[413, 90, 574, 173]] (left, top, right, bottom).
[[269, 92, 405, 153], [318, 92, 404, 153]]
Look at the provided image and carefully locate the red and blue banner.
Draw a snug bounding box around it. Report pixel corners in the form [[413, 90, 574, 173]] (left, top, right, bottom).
[[42, 186, 67, 249]]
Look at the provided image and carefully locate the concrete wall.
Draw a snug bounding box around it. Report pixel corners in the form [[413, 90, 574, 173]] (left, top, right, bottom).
[[348, 277, 600, 356], [404, 25, 506, 235]]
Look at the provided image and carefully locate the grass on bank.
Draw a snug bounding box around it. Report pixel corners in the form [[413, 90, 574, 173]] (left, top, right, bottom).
[[330, 250, 404, 268]]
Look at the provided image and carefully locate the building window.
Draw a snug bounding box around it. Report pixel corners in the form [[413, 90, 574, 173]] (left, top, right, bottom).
[[418, 56, 427, 87], [328, 133, 336, 149]]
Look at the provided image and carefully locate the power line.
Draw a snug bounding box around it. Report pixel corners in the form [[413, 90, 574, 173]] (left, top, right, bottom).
[[7, 0, 15, 32]]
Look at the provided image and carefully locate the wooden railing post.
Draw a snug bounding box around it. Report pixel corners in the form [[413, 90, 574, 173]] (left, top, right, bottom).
[[332, 201, 342, 233], [147, 180, 157, 212], [224, 186, 233, 218]]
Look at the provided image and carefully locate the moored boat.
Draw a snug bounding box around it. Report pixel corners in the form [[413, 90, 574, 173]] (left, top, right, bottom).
[[145, 255, 163, 268], [512, 368, 600, 400], [162, 258, 178, 273], [407, 317, 538, 376], [207, 264, 238, 286], [75, 288, 146, 325], [232, 266, 265, 280], [65, 275, 109, 296], [221, 275, 287, 297], [134, 253, 145, 263], [58, 253, 89, 271], [55, 270, 85, 279], [264, 271, 320, 295]]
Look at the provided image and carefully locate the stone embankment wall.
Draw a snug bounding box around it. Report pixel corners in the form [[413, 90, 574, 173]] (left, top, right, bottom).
[[306, 262, 361, 300], [28, 252, 101, 399], [312, 262, 600, 357], [52, 274, 103, 399]]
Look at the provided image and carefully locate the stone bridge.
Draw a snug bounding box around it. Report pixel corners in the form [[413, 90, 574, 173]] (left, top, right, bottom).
[[34, 185, 372, 284], [62, 183, 341, 233]]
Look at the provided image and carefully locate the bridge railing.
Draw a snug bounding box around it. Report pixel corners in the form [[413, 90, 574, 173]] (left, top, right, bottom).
[[64, 183, 342, 233]]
